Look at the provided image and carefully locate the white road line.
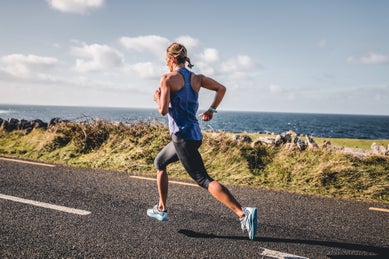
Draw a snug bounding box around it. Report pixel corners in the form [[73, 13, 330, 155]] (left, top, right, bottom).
[[130, 175, 200, 187], [369, 207, 389, 213], [0, 194, 91, 216], [0, 157, 55, 167], [261, 248, 309, 259]]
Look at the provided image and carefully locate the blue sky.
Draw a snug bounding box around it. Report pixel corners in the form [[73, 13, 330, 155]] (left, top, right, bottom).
[[0, 0, 388, 115]]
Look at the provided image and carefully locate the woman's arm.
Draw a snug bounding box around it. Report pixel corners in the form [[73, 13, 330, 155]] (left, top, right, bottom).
[[199, 75, 226, 121], [154, 75, 170, 116]]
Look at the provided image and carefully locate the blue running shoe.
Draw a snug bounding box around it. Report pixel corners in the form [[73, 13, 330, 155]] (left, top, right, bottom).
[[240, 207, 258, 240], [147, 205, 168, 221]]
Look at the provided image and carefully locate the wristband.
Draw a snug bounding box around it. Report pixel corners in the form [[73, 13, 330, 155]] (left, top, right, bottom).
[[208, 107, 217, 113]]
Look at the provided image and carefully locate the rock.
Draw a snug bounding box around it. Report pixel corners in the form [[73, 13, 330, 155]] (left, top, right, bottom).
[[19, 119, 29, 130], [24, 127, 33, 135], [49, 117, 69, 126], [1, 118, 19, 131], [232, 134, 252, 143], [275, 132, 293, 145], [322, 140, 332, 148], [275, 134, 283, 145], [306, 135, 319, 149], [0, 118, 48, 133], [281, 132, 293, 143], [256, 136, 276, 146], [294, 136, 307, 151], [0, 118, 5, 131], [31, 119, 48, 130], [371, 142, 388, 156], [287, 130, 298, 137]]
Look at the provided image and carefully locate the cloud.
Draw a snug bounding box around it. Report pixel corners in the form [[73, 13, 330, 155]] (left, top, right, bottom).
[[47, 0, 104, 14], [220, 55, 254, 74], [175, 36, 200, 50], [347, 52, 388, 65], [70, 43, 125, 73], [1, 54, 59, 78], [199, 48, 219, 63], [119, 35, 169, 58], [195, 62, 216, 76], [118, 34, 258, 82], [125, 62, 165, 80]]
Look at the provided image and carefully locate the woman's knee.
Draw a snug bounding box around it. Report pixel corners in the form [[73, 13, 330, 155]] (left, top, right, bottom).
[[154, 157, 165, 171], [195, 176, 214, 189], [207, 180, 223, 192]]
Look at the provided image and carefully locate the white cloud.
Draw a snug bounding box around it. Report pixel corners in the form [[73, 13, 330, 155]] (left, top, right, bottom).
[[347, 52, 388, 65], [70, 43, 125, 73], [47, 0, 104, 14], [220, 55, 254, 74], [118, 35, 258, 84], [196, 62, 216, 75], [126, 62, 165, 80], [119, 35, 169, 58], [175, 35, 200, 50], [1, 54, 59, 78], [199, 48, 219, 63]]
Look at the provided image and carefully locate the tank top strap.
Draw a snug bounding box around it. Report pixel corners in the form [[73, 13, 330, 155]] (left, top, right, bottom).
[[176, 68, 191, 84]]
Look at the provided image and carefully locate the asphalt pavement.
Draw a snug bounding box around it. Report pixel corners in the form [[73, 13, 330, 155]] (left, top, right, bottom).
[[1, 157, 388, 258]]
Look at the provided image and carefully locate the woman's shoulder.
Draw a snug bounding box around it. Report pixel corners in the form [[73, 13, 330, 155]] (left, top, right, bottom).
[[191, 73, 205, 82], [160, 71, 176, 83], [162, 70, 181, 79]]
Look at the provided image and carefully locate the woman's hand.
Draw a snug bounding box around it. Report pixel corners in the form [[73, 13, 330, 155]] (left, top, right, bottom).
[[200, 110, 214, 121], [154, 87, 161, 103]]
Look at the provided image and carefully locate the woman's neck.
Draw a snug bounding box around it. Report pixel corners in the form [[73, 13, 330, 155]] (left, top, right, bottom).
[[173, 63, 185, 71]]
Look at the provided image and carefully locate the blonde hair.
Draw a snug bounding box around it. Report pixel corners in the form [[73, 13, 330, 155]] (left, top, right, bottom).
[[166, 42, 194, 69]]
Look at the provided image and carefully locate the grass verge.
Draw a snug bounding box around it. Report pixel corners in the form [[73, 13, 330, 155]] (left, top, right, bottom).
[[0, 120, 388, 204]]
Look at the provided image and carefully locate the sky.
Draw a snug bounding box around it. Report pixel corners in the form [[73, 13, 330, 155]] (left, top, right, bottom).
[[0, 0, 388, 115]]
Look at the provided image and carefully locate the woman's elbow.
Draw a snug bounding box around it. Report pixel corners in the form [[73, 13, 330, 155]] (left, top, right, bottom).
[[219, 85, 227, 95], [159, 107, 168, 116]]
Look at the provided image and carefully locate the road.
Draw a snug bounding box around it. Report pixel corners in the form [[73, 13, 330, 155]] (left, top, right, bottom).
[[1, 157, 388, 258]]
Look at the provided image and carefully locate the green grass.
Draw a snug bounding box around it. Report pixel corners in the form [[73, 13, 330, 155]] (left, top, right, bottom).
[[0, 120, 388, 203], [314, 137, 389, 150]]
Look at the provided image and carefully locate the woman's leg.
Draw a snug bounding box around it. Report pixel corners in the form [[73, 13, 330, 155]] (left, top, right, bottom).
[[154, 141, 179, 211], [157, 169, 168, 211], [172, 135, 245, 218], [207, 180, 245, 218]]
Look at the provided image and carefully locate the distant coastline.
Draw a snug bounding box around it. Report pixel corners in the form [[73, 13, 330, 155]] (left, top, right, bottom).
[[1, 104, 388, 139], [1, 103, 389, 116]]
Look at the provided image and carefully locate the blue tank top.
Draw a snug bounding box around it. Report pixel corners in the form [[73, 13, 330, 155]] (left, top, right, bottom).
[[167, 68, 202, 140]]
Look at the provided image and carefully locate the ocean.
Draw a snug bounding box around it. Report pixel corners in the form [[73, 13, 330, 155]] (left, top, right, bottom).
[[0, 104, 388, 139]]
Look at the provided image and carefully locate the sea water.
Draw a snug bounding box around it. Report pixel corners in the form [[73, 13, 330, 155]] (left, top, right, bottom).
[[0, 104, 388, 139]]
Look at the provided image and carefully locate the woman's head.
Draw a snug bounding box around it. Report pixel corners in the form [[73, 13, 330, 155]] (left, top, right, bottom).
[[166, 42, 194, 69]]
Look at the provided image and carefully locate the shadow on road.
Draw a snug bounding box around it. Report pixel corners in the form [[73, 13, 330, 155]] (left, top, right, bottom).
[[178, 229, 388, 257]]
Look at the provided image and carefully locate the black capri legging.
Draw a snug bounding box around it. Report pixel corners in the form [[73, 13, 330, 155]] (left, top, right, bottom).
[[154, 134, 214, 189]]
